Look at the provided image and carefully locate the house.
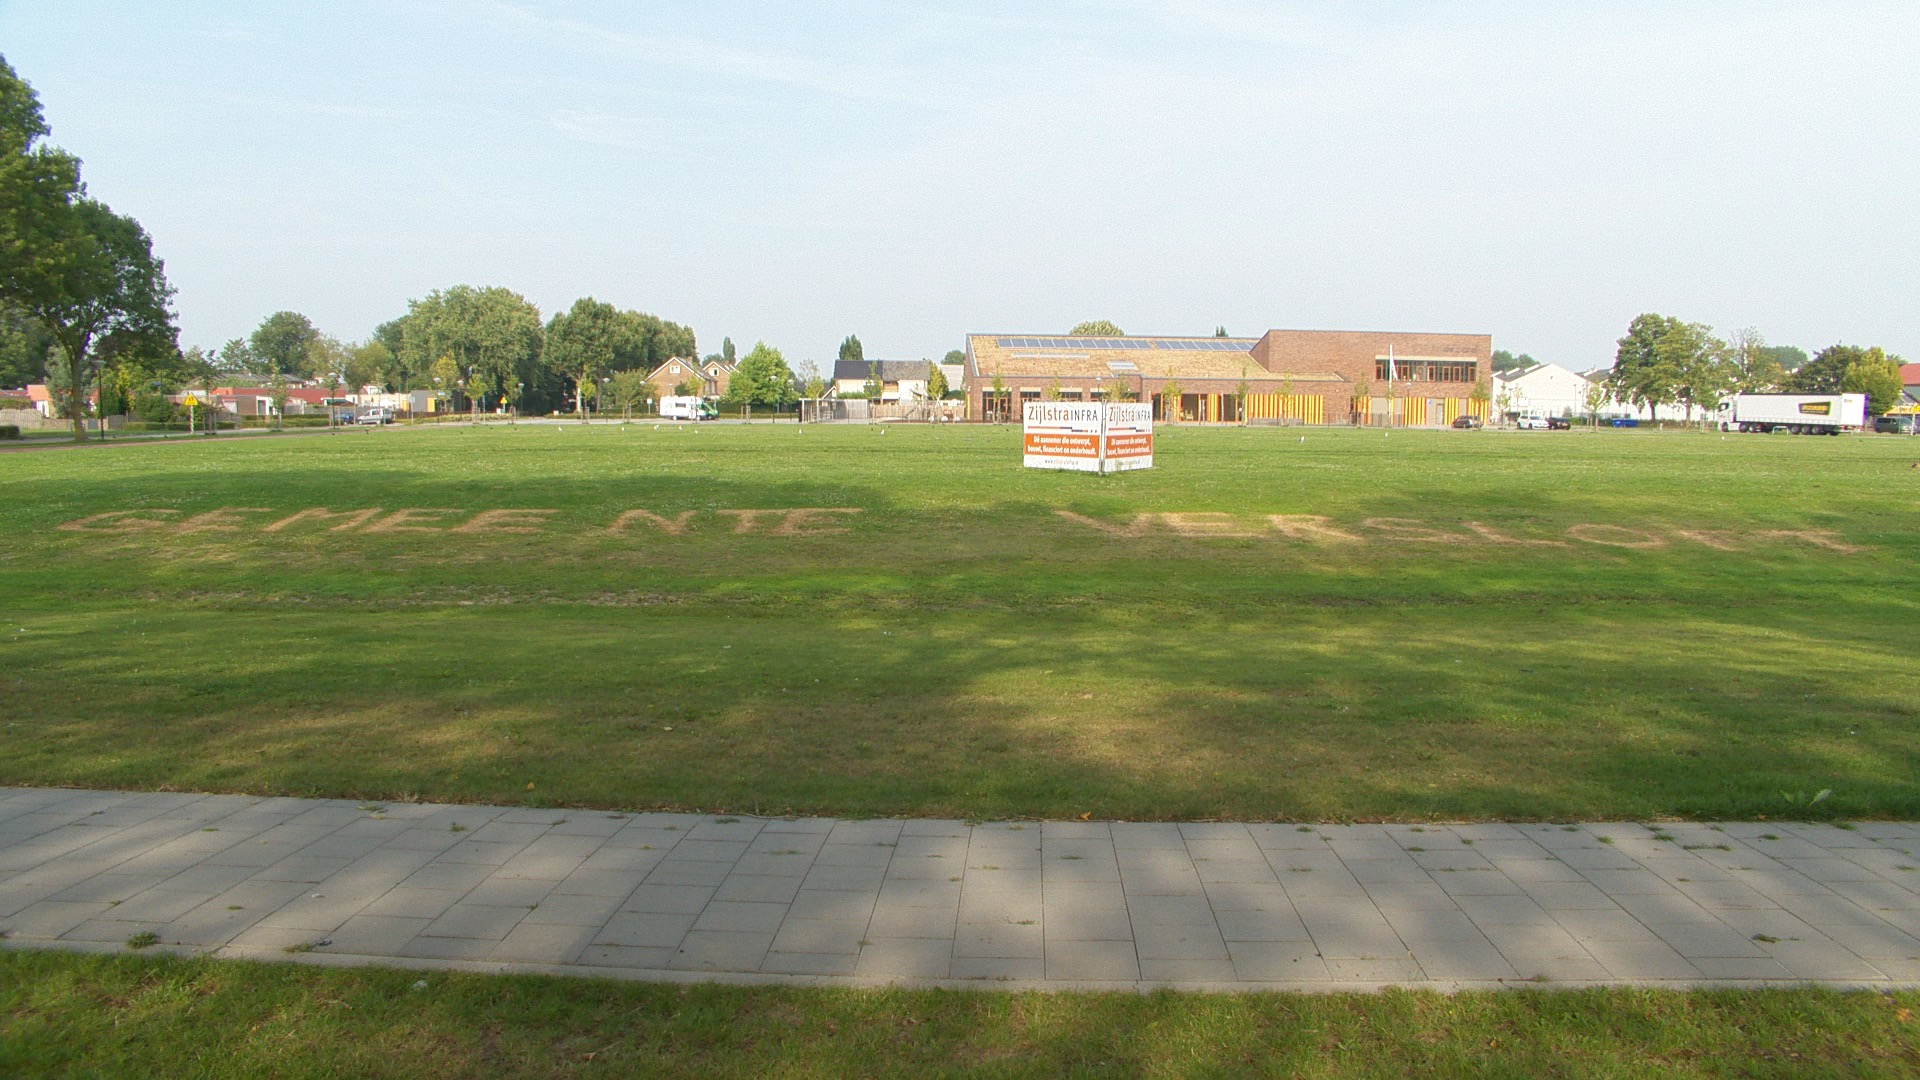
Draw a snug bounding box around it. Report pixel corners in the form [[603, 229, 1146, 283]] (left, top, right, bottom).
[[1900, 363, 1920, 410], [643, 356, 731, 401], [209, 386, 333, 417], [26, 383, 52, 417], [962, 330, 1492, 425], [1492, 362, 1594, 420], [831, 359, 941, 401]]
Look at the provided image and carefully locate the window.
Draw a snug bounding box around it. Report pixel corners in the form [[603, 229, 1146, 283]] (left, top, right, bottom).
[[1375, 359, 1476, 382]]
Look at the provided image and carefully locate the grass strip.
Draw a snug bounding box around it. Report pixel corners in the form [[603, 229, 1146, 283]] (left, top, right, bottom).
[[2, 949, 1916, 1078]]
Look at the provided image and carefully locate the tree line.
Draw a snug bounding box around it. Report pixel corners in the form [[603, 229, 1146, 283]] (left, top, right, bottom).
[[1610, 315, 1905, 420]]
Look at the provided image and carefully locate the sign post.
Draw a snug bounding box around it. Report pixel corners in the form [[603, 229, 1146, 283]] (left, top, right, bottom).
[[1023, 401, 1153, 474]]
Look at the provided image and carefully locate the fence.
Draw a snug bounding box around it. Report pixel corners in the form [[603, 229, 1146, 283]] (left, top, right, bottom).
[[802, 399, 965, 423]]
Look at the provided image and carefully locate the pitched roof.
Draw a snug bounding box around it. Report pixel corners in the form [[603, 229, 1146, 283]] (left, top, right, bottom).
[[643, 356, 707, 380], [1900, 363, 1920, 385], [831, 359, 934, 382]]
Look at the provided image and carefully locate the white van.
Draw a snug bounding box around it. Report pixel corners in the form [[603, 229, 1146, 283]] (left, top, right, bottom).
[[660, 396, 716, 421], [355, 406, 394, 425]]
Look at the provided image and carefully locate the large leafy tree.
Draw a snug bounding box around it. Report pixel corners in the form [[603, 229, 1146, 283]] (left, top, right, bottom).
[[0, 56, 176, 439], [1797, 344, 1904, 415], [1654, 320, 1732, 423], [248, 311, 319, 377], [611, 309, 694, 372], [1070, 320, 1124, 336], [0, 300, 55, 387], [1611, 313, 1683, 421], [943, 348, 964, 367], [386, 285, 545, 411], [545, 297, 622, 419], [724, 341, 797, 409]]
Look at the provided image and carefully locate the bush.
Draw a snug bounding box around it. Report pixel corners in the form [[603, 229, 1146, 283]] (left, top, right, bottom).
[[0, 424, 19, 440]]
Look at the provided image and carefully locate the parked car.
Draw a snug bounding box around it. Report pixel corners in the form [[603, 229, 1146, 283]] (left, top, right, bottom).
[[1515, 416, 1549, 430], [355, 406, 394, 425], [1547, 416, 1572, 430], [1451, 415, 1483, 429], [1609, 417, 1639, 428], [1873, 415, 1915, 434]]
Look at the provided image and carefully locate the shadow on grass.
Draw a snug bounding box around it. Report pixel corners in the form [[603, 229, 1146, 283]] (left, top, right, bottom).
[[3, 598, 1915, 822]]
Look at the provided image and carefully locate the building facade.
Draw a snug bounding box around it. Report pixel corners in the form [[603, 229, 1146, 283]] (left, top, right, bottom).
[[1492, 362, 1595, 420], [963, 329, 1491, 425], [643, 357, 732, 401]]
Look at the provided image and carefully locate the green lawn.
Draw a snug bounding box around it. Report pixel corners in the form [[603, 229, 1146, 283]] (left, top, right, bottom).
[[2, 423, 1916, 820], [3, 950, 1914, 1078]]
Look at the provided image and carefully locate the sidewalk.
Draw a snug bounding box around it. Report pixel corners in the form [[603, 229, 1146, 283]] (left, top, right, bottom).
[[2, 787, 1916, 991]]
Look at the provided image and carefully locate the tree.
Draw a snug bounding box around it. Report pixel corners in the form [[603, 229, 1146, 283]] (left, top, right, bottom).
[[1842, 349, 1903, 416], [863, 360, 883, 400], [989, 369, 1007, 420], [1, 56, 177, 439], [1043, 376, 1062, 402], [1799, 344, 1903, 414], [1235, 365, 1249, 425], [544, 297, 621, 420], [1583, 377, 1611, 428], [1161, 372, 1183, 421], [604, 368, 651, 420], [307, 334, 353, 424], [926, 361, 948, 401], [348, 340, 393, 391], [1653, 320, 1732, 424], [729, 341, 797, 410], [249, 311, 318, 378], [838, 335, 863, 370], [943, 349, 964, 366], [1469, 376, 1491, 416], [1727, 328, 1786, 393], [1070, 320, 1123, 337], [11, 200, 175, 440], [385, 285, 544, 413], [214, 338, 253, 375], [1612, 313, 1684, 421], [1215, 326, 1228, 337], [1490, 350, 1536, 374], [0, 301, 55, 387], [1758, 345, 1807, 373], [721, 337, 736, 365]]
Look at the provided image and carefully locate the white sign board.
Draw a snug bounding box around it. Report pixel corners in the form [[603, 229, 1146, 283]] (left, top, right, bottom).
[[1023, 401, 1154, 474]]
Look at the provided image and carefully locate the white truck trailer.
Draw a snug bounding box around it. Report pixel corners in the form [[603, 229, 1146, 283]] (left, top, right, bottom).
[[1716, 393, 1866, 435], [659, 396, 717, 421]]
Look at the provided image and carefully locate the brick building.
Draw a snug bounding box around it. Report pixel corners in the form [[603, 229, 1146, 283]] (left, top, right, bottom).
[[643, 356, 732, 401], [963, 329, 1491, 425]]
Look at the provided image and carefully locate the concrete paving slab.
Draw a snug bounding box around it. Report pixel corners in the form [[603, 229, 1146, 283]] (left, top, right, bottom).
[[7, 789, 1920, 991]]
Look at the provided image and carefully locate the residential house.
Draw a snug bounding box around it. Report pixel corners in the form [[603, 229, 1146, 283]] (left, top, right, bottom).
[[643, 356, 731, 401], [831, 359, 939, 402], [1492, 362, 1593, 420]]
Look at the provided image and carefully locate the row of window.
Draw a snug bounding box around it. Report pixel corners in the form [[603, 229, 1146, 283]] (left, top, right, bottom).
[[1374, 360, 1478, 382]]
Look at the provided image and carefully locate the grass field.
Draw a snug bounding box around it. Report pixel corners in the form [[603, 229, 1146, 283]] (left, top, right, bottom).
[[3, 949, 1915, 1078], [2, 422, 1917, 821]]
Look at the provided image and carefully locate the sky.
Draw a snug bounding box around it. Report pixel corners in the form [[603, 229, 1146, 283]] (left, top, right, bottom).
[[3, 1, 1915, 371]]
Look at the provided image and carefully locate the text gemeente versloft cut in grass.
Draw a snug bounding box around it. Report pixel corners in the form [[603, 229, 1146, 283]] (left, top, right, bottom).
[[53, 507, 1869, 553]]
